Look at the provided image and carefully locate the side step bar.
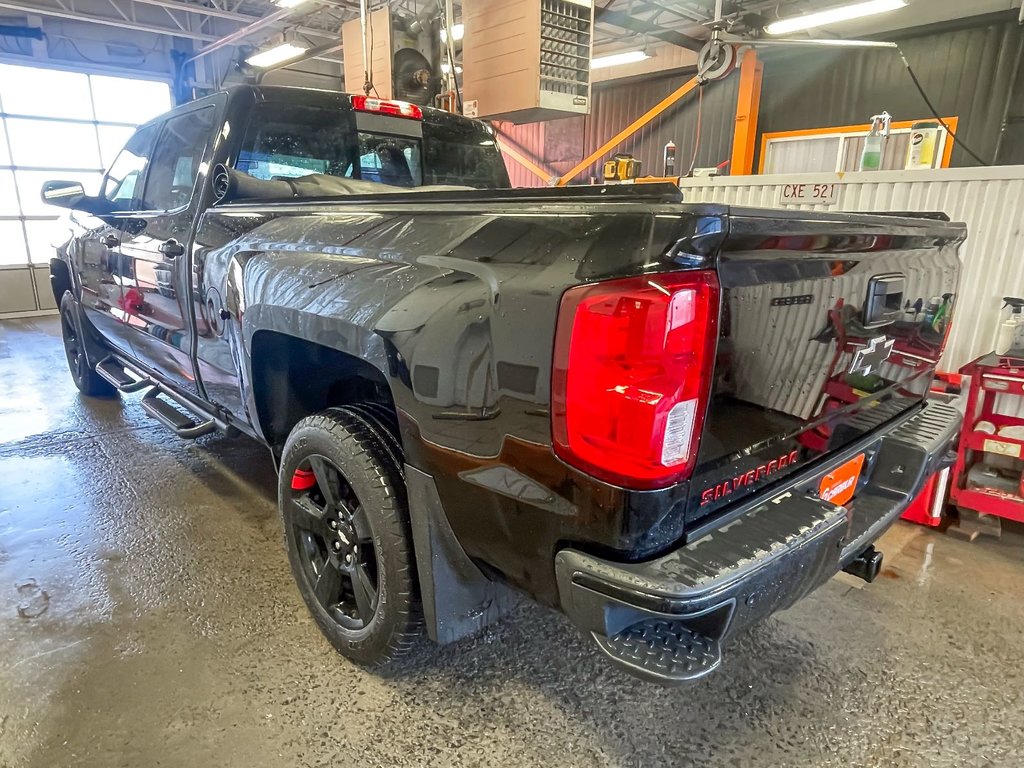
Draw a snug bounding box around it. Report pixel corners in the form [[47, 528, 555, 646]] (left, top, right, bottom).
[[95, 355, 233, 440], [96, 357, 153, 393], [141, 387, 219, 439]]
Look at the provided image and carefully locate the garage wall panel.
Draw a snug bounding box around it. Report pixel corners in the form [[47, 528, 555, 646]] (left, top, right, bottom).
[[581, 72, 738, 182], [497, 69, 738, 187], [756, 18, 1024, 169], [678, 166, 1024, 373], [0, 268, 37, 314]]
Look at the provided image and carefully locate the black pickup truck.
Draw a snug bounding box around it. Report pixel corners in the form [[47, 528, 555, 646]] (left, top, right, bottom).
[[44, 85, 965, 684]]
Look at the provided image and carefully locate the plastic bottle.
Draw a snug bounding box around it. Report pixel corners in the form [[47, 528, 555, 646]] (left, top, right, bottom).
[[906, 121, 941, 170], [859, 111, 892, 171], [996, 297, 1024, 355], [664, 141, 676, 176]]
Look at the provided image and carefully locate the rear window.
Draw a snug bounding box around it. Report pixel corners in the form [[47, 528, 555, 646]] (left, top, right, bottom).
[[235, 102, 508, 190]]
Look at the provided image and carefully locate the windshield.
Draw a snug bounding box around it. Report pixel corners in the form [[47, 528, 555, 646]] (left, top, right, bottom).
[[235, 102, 509, 190]]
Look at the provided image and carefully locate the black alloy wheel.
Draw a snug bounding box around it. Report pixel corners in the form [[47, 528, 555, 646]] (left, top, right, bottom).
[[279, 407, 422, 666], [59, 292, 116, 397], [289, 455, 380, 630]]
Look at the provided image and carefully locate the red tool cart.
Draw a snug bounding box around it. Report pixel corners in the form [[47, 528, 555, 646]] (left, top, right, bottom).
[[949, 351, 1024, 527]]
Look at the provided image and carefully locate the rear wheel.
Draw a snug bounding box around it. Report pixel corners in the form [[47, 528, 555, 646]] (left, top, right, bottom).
[[59, 293, 116, 398], [279, 407, 422, 667]]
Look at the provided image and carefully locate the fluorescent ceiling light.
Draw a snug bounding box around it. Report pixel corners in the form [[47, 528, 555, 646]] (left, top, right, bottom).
[[590, 50, 650, 69], [246, 42, 308, 68], [276, 0, 308, 6], [440, 23, 464, 43], [766, 0, 907, 35]]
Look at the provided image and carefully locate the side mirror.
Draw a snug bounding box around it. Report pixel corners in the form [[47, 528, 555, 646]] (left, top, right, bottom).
[[41, 180, 87, 210]]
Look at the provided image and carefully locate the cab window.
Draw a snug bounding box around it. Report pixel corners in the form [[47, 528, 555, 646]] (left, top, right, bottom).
[[101, 124, 158, 209], [139, 106, 216, 211]]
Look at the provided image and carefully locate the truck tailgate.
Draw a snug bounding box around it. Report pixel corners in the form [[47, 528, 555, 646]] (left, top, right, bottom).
[[688, 208, 965, 525]]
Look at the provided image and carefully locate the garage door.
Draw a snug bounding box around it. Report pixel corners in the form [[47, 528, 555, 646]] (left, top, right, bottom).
[[0, 63, 171, 317]]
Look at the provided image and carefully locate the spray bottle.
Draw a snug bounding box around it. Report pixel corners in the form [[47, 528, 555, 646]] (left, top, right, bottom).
[[859, 111, 892, 171], [663, 141, 676, 177], [996, 297, 1024, 355]]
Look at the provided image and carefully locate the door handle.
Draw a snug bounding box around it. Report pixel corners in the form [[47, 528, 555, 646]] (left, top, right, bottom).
[[100, 234, 120, 248], [159, 239, 185, 259]]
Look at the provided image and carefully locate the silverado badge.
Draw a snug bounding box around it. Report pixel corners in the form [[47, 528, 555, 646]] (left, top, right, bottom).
[[849, 336, 895, 376]]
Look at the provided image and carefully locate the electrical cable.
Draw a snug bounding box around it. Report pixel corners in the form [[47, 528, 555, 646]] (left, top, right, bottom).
[[437, 0, 462, 112], [367, 2, 374, 95], [685, 83, 705, 177], [897, 46, 990, 167], [447, 42, 462, 112]]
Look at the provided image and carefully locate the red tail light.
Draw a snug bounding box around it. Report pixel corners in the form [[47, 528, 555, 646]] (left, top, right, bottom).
[[351, 95, 423, 120], [551, 271, 720, 490]]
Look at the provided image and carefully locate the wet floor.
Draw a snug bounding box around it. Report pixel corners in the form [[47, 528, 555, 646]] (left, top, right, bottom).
[[2, 315, 1023, 768]]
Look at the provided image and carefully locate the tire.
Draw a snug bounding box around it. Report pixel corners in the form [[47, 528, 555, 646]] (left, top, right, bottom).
[[59, 293, 117, 398], [279, 406, 422, 667]]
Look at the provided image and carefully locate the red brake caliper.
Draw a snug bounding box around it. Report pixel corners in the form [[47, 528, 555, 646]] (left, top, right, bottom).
[[291, 468, 317, 491]]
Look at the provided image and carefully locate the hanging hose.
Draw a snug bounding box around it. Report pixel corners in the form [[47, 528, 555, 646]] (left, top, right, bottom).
[[898, 46, 989, 167]]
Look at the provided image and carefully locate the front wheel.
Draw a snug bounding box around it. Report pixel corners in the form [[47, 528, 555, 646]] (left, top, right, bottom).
[[59, 293, 116, 398], [279, 407, 422, 667]]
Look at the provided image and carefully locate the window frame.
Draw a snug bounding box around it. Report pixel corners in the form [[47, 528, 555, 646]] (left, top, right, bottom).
[[0, 59, 173, 269], [101, 122, 160, 211], [126, 95, 225, 216], [759, 117, 959, 175], [232, 100, 361, 184]]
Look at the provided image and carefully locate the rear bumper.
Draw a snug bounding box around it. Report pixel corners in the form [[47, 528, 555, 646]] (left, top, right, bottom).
[[554, 401, 961, 685]]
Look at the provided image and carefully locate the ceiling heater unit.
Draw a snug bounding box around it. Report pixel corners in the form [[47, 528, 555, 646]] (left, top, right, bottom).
[[462, 0, 593, 123], [341, 7, 441, 106]]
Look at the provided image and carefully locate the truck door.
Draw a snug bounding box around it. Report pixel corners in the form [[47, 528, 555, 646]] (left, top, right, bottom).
[[118, 102, 218, 396], [76, 123, 158, 355]]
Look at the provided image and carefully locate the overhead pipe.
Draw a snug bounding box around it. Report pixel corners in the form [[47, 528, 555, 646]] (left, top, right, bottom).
[[0, 0, 217, 41], [188, 6, 304, 62], [255, 41, 345, 82]]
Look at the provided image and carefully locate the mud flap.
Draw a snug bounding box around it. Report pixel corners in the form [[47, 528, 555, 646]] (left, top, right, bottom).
[[405, 465, 517, 644]]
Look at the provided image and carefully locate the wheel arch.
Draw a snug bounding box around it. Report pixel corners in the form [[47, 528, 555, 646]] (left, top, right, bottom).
[[248, 329, 400, 457], [50, 257, 73, 306]]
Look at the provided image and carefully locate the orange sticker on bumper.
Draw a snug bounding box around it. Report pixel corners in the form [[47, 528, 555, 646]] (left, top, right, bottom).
[[818, 453, 866, 507]]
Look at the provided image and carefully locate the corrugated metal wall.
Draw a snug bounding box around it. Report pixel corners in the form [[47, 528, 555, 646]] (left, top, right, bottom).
[[757, 17, 1024, 169], [496, 16, 1024, 186], [496, 69, 736, 186], [494, 119, 550, 188], [677, 166, 1024, 373], [578, 71, 738, 181]]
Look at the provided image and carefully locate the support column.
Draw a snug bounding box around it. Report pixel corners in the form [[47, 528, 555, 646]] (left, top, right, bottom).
[[730, 48, 763, 176]]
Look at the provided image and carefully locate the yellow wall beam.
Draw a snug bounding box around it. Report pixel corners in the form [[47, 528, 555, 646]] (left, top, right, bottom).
[[496, 138, 555, 185], [556, 75, 701, 187]]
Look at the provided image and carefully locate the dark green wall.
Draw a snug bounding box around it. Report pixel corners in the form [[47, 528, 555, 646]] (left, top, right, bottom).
[[755, 14, 1024, 169]]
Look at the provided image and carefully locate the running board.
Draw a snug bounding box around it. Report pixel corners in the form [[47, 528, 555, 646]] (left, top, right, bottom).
[[141, 387, 219, 439], [95, 357, 153, 393], [98, 355, 233, 440]]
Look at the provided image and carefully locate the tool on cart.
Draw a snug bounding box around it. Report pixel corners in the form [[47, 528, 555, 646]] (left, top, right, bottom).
[[949, 301, 1024, 538]]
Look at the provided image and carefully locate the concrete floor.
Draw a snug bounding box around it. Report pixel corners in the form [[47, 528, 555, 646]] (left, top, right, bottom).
[[2, 316, 1024, 768]]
